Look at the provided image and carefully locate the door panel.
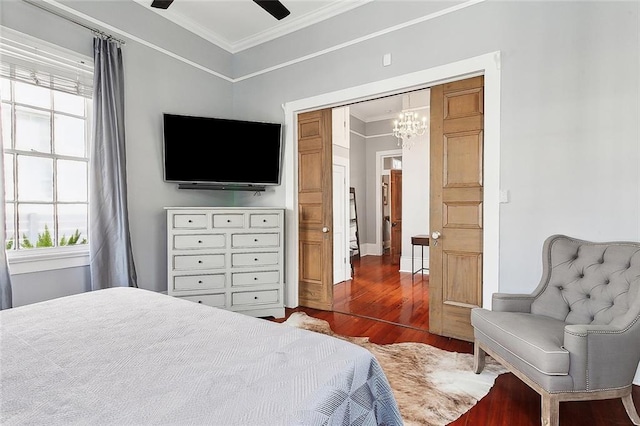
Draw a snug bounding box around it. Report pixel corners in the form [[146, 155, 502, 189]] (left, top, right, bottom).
[[430, 76, 484, 342], [298, 109, 333, 310], [443, 131, 483, 187]]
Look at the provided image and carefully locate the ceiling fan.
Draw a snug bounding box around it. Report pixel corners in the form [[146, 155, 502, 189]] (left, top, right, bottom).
[[150, 0, 291, 21]]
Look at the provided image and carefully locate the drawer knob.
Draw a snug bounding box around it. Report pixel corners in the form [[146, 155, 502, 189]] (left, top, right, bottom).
[[254, 277, 258, 280], [198, 240, 202, 243], [227, 219, 231, 223], [254, 258, 258, 261], [254, 296, 258, 300], [188, 220, 192, 223], [197, 300, 202, 303], [198, 280, 202, 284], [263, 219, 266, 222], [198, 260, 203, 264], [254, 239, 258, 242]]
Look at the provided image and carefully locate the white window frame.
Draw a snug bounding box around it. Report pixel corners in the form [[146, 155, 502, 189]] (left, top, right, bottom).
[[1, 28, 93, 275]]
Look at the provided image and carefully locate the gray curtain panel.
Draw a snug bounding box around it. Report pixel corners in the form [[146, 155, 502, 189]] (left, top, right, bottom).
[[90, 37, 137, 289], [0, 104, 12, 309]]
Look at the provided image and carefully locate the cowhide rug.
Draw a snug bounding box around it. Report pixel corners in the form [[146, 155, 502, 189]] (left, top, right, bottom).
[[284, 312, 507, 426]]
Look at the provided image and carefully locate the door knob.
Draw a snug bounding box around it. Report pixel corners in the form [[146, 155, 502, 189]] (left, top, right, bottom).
[[431, 231, 441, 239], [322, 227, 330, 233]]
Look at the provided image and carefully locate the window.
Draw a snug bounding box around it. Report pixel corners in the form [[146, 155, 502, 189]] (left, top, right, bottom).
[[0, 28, 93, 273], [2, 79, 90, 252]]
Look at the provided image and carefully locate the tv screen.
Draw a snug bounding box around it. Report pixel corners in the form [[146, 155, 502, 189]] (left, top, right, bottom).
[[162, 113, 283, 187]]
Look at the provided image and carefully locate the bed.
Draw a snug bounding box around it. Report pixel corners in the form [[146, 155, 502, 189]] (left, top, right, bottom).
[[0, 287, 402, 425]]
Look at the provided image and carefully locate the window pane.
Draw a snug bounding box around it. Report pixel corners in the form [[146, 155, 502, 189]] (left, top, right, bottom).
[[4, 154, 14, 201], [15, 106, 51, 153], [1, 103, 11, 147], [17, 155, 53, 202], [58, 204, 87, 246], [54, 114, 85, 157], [1, 79, 10, 101], [57, 160, 87, 202], [14, 81, 50, 109], [18, 203, 54, 249], [53, 91, 84, 116], [5, 203, 15, 250]]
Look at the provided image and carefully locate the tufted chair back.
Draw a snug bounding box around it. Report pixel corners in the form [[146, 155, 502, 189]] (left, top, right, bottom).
[[530, 235, 640, 326]]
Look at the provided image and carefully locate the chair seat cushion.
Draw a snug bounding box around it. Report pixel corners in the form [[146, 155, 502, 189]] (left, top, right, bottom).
[[471, 308, 569, 375]]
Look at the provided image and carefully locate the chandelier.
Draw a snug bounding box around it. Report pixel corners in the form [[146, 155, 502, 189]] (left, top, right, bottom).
[[392, 111, 427, 148]]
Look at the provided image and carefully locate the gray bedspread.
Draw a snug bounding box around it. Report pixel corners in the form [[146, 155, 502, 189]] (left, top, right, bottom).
[[0, 287, 402, 425]]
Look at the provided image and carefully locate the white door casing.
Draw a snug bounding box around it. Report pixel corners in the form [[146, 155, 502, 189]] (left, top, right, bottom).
[[283, 51, 502, 310], [332, 159, 349, 283]]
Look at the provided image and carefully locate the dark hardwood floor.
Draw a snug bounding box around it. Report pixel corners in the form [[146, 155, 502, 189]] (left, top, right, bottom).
[[333, 254, 429, 330], [274, 254, 640, 425]]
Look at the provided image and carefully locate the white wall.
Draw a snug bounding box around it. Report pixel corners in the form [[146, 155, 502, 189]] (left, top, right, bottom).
[[400, 130, 429, 273], [399, 91, 430, 273], [349, 117, 367, 251]]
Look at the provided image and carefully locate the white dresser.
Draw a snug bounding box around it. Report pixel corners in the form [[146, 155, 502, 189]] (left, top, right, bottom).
[[165, 207, 285, 318]]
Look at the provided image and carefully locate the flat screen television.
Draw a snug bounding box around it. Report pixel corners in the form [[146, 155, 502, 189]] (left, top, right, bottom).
[[162, 113, 283, 190]]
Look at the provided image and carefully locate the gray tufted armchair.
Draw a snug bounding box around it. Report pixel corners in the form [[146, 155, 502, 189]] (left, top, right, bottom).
[[471, 234, 640, 426]]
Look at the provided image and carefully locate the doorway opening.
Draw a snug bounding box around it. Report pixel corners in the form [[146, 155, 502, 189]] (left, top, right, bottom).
[[330, 89, 428, 330]]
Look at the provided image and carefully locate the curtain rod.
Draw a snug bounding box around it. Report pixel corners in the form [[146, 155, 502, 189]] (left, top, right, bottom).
[[22, 0, 126, 45]]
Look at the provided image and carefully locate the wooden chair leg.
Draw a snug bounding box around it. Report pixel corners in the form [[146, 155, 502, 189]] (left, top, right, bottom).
[[473, 341, 485, 374], [622, 393, 640, 425], [541, 393, 559, 426]]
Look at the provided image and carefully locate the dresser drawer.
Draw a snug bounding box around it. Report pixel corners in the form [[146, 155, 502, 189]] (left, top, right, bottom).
[[232, 270, 280, 287], [180, 293, 225, 308], [173, 274, 226, 292], [249, 214, 280, 228], [232, 289, 279, 306], [174, 234, 226, 250], [173, 214, 208, 229], [231, 252, 279, 267], [174, 254, 225, 270], [212, 214, 245, 228], [231, 233, 279, 248]]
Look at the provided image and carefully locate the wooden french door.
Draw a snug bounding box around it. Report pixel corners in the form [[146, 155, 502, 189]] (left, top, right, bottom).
[[389, 169, 402, 265], [429, 76, 484, 342], [297, 109, 333, 310]]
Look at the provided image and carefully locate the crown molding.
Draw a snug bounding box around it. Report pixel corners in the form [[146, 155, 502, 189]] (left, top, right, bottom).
[[232, 0, 373, 53], [136, 0, 373, 54], [135, 0, 235, 52], [352, 106, 430, 124]]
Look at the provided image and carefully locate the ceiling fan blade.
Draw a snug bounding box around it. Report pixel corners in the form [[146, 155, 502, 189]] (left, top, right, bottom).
[[151, 0, 174, 9], [253, 0, 290, 20]]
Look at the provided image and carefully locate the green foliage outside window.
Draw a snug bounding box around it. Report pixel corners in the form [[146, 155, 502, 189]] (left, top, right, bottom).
[[5, 225, 87, 249]]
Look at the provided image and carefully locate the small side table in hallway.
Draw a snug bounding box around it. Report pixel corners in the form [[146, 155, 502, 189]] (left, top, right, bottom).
[[411, 235, 430, 277]]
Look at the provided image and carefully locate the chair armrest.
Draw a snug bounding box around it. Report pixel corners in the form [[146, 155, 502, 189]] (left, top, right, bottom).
[[564, 323, 640, 391], [491, 293, 534, 313]]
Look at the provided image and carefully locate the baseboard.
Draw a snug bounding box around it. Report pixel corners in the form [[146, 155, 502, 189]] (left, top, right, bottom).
[[360, 243, 380, 256], [400, 255, 429, 274]]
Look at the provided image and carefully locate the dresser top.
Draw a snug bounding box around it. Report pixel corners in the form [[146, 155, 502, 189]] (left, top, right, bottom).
[[164, 206, 285, 210]]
